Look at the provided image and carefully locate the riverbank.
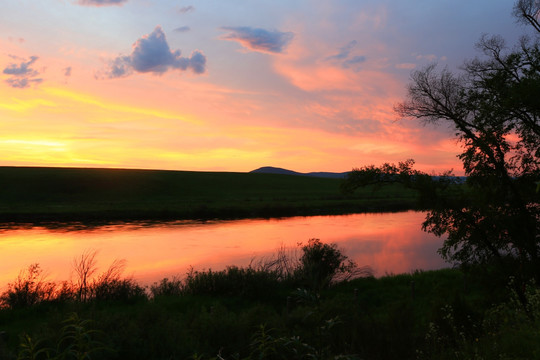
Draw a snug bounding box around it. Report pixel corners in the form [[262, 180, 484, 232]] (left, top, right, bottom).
[[0, 264, 536, 360], [0, 166, 420, 223]]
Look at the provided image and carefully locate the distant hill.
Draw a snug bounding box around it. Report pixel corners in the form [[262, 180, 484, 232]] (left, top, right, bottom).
[[250, 166, 349, 179], [250, 166, 467, 182]]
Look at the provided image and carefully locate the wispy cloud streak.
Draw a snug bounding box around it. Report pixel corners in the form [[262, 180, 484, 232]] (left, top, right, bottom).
[[76, 0, 128, 6], [3, 55, 43, 88], [220, 26, 293, 54], [326, 40, 358, 61], [174, 26, 191, 33], [325, 40, 366, 68], [178, 5, 194, 13]]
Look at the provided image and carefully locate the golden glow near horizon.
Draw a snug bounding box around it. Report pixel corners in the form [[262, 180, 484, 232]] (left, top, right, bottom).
[[42, 87, 201, 124], [0, 0, 523, 174]]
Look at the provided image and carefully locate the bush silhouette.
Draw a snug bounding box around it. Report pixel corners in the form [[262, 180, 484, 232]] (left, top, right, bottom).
[[0, 264, 56, 309], [296, 239, 366, 291]]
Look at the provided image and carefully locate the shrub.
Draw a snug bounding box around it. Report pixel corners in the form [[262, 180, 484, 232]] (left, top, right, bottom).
[[92, 278, 146, 303], [254, 244, 299, 282], [180, 240, 371, 299], [90, 259, 146, 303], [0, 264, 56, 309], [182, 265, 281, 299], [149, 277, 183, 297], [72, 250, 98, 302], [295, 239, 371, 291]]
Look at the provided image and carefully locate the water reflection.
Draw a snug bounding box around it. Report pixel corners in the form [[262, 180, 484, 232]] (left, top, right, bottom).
[[0, 211, 448, 290]]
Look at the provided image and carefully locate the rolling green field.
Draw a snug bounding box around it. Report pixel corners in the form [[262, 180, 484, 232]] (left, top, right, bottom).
[[0, 166, 419, 222]]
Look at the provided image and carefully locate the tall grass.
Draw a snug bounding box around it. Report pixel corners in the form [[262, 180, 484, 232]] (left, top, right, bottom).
[[0, 264, 56, 309], [1, 252, 145, 310], [148, 239, 372, 300], [1, 241, 539, 359], [1, 240, 368, 309], [16, 313, 110, 360]]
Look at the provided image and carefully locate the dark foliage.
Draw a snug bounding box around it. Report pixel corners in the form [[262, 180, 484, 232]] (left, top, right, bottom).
[[0, 264, 56, 309], [182, 265, 284, 300], [295, 239, 371, 291], [342, 1, 540, 308]]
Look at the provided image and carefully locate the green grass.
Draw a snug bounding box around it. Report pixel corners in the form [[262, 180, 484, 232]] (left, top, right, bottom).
[[0, 267, 533, 360], [0, 238, 537, 359], [0, 166, 419, 222]]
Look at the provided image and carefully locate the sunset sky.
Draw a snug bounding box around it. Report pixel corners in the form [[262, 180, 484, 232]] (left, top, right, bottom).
[[0, 0, 531, 174]]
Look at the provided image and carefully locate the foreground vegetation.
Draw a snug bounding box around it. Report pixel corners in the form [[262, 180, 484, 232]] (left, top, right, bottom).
[[0, 241, 539, 360], [0, 166, 419, 223]]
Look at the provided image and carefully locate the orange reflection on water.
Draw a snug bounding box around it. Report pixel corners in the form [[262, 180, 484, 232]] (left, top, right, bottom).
[[0, 211, 447, 291]]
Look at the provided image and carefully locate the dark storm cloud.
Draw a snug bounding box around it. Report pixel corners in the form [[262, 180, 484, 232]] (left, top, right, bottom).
[[76, 0, 128, 6], [220, 26, 294, 54], [103, 26, 206, 78], [3, 55, 43, 88], [174, 26, 191, 33]]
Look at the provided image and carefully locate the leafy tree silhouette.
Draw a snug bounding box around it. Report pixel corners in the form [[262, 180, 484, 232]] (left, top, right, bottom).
[[343, 0, 539, 308]]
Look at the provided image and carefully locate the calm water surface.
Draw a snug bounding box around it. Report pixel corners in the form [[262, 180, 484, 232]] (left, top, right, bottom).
[[0, 211, 448, 290]]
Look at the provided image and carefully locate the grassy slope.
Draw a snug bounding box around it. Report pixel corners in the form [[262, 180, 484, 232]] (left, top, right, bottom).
[[0, 166, 419, 222]]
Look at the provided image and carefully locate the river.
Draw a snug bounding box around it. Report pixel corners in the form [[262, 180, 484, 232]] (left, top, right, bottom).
[[0, 211, 448, 290]]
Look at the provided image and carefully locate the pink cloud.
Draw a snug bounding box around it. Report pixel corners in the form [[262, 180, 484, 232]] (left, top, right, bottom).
[[395, 63, 416, 69], [76, 0, 127, 6]]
